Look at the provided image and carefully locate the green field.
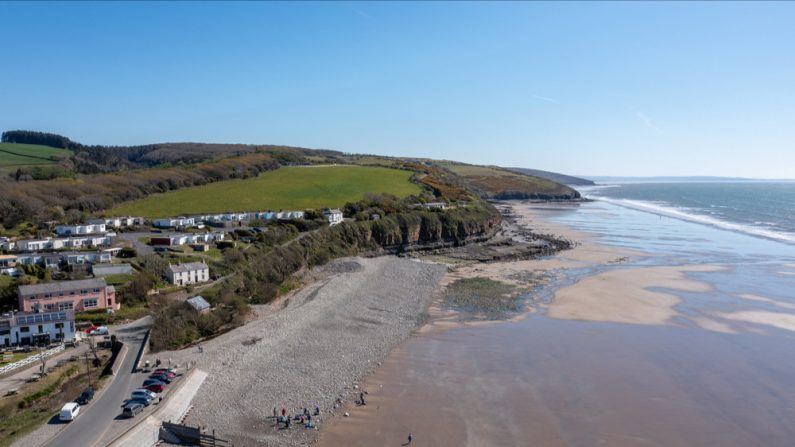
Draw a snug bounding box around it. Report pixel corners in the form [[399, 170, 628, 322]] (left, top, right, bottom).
[[0, 143, 71, 167], [109, 165, 422, 217]]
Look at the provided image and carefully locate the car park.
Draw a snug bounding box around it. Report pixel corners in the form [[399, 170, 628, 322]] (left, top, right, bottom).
[[76, 387, 94, 405], [60, 402, 80, 422], [122, 402, 144, 418]]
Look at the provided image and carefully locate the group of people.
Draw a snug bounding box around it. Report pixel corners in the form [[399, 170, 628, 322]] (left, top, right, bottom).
[[272, 405, 320, 429]]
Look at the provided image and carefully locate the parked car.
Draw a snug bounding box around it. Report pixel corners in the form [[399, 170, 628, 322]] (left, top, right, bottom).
[[121, 402, 145, 418], [76, 387, 94, 405], [142, 379, 165, 388], [89, 326, 109, 336], [153, 370, 176, 379], [145, 383, 165, 393], [122, 397, 152, 407], [154, 367, 179, 375], [149, 374, 172, 384], [131, 389, 156, 401], [60, 402, 80, 422]]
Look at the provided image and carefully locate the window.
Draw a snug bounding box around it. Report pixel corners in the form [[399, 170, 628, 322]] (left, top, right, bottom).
[[93, 288, 100, 293], [107, 299, 112, 306], [69, 291, 75, 295], [44, 293, 52, 298], [80, 290, 88, 295], [55, 323, 64, 329], [59, 302, 74, 311], [83, 299, 98, 308], [44, 304, 54, 311], [20, 326, 29, 333], [38, 325, 43, 333]]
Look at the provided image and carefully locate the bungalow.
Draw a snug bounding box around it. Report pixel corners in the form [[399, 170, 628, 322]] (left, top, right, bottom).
[[322, 208, 344, 226], [0, 237, 14, 251], [55, 223, 106, 236], [18, 278, 118, 313], [0, 255, 17, 268], [166, 262, 210, 286], [15, 239, 53, 252], [151, 232, 225, 247], [0, 310, 76, 347], [152, 217, 195, 229]]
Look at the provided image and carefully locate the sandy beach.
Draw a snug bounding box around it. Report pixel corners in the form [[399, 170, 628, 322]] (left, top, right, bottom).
[[316, 200, 795, 447]]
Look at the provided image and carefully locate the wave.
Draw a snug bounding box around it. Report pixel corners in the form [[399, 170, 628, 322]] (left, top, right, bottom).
[[586, 195, 795, 245]]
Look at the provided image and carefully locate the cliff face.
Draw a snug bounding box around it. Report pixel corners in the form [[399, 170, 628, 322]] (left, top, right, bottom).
[[492, 190, 581, 200]]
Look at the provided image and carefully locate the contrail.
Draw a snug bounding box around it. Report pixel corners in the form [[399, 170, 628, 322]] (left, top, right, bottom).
[[635, 111, 661, 133], [532, 94, 559, 104]]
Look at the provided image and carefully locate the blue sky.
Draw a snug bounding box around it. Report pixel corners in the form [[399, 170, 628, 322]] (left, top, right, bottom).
[[1, 1, 794, 178]]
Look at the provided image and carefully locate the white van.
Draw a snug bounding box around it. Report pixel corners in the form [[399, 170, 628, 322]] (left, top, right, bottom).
[[60, 402, 80, 422]]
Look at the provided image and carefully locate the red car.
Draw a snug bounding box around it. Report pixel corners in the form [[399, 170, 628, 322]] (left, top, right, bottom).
[[145, 383, 164, 393], [153, 370, 176, 378]]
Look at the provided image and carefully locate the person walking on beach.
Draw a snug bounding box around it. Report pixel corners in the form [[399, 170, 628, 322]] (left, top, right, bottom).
[[408, 433, 413, 444], [359, 392, 366, 405]]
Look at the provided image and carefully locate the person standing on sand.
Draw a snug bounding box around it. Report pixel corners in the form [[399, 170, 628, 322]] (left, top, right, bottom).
[[282, 407, 287, 417], [408, 433, 413, 444], [359, 392, 366, 405]]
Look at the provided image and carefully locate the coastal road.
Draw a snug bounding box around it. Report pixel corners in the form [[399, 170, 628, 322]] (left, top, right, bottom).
[[44, 317, 151, 447]]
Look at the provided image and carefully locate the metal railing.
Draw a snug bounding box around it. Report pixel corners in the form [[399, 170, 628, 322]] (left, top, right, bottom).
[[0, 343, 65, 375]]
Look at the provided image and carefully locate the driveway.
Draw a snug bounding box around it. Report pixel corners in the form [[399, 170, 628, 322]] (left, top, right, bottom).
[[114, 232, 156, 255], [43, 317, 151, 447]]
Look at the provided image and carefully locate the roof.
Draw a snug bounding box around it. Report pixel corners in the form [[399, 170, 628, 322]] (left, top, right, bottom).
[[186, 296, 211, 311], [0, 255, 17, 260], [167, 262, 208, 274], [19, 278, 107, 296]]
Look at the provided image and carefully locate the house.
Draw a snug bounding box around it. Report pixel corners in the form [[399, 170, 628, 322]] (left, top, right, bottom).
[[424, 202, 448, 210], [55, 223, 106, 236], [0, 237, 15, 251], [13, 235, 113, 252], [0, 310, 76, 347], [151, 232, 225, 247], [18, 278, 118, 313], [186, 296, 211, 314], [322, 208, 344, 226], [15, 238, 53, 252], [165, 262, 209, 286], [152, 217, 195, 229], [190, 243, 209, 252], [0, 255, 16, 268]]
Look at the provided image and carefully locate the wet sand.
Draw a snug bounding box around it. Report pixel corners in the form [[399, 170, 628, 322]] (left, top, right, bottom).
[[317, 201, 795, 447]]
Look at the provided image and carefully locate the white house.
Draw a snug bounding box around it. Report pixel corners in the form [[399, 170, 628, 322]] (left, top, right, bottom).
[[0, 310, 76, 347], [55, 223, 106, 236], [153, 217, 195, 229], [166, 262, 210, 286], [322, 208, 344, 226]]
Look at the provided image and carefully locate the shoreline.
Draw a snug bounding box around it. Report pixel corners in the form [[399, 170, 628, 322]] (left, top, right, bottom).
[[314, 199, 795, 446]]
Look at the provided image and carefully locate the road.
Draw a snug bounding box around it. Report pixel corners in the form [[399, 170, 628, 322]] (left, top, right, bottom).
[[44, 317, 151, 447]]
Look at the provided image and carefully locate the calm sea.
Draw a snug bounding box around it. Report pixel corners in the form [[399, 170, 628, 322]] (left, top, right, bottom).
[[579, 182, 795, 244]]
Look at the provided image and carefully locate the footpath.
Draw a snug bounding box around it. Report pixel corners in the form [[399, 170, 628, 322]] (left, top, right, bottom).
[[0, 344, 89, 396]]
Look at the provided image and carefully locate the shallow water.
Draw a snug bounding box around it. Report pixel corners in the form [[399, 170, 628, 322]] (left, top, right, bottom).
[[318, 201, 795, 447]]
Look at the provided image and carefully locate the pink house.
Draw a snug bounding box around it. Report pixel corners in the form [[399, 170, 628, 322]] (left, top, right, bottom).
[[18, 278, 118, 313]]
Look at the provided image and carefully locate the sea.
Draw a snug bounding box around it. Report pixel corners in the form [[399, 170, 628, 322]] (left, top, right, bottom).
[[579, 181, 795, 245]]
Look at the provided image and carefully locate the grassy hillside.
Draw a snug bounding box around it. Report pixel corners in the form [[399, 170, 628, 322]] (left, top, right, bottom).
[[0, 143, 71, 167], [108, 165, 421, 217], [439, 162, 580, 199], [508, 167, 594, 186]]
